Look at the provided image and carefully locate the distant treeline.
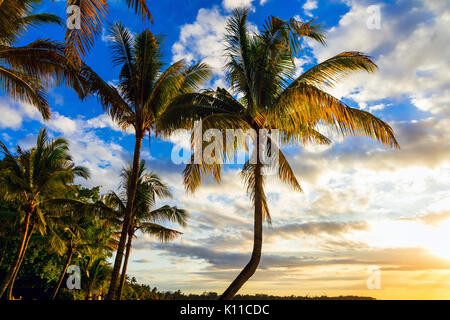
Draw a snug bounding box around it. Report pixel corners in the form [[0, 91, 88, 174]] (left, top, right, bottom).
[[118, 282, 376, 300]]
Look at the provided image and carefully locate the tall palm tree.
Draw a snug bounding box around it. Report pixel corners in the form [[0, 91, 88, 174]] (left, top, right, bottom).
[[80, 22, 211, 299], [159, 9, 399, 300], [64, 0, 153, 65], [0, 0, 89, 119], [0, 128, 89, 299], [102, 161, 187, 299]]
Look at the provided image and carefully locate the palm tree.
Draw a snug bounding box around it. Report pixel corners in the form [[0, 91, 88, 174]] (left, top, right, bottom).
[[80, 22, 211, 299], [48, 211, 116, 300], [42, 185, 117, 300], [0, 194, 21, 269], [0, 128, 89, 299], [80, 256, 110, 300], [64, 0, 153, 65], [0, 0, 89, 119], [102, 161, 188, 299], [159, 9, 399, 300]]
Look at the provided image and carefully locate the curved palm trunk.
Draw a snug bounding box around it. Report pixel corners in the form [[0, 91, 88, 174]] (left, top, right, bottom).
[[6, 223, 34, 300], [50, 246, 74, 300], [220, 163, 264, 300], [0, 210, 32, 298], [117, 229, 134, 300], [106, 132, 144, 300]]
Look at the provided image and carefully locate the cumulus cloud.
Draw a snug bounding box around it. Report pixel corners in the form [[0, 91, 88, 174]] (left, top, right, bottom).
[[4, 0, 449, 297], [285, 117, 450, 186], [303, 0, 318, 17], [171, 6, 258, 90], [0, 99, 130, 192], [0, 100, 77, 135], [307, 0, 450, 116], [172, 7, 228, 76], [337, 117, 450, 171], [0, 101, 23, 129], [222, 0, 255, 11], [85, 113, 135, 134]]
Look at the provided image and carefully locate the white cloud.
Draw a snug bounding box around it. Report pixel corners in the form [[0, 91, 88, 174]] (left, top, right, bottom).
[[0, 101, 23, 129], [172, 6, 258, 92], [222, 0, 254, 11], [68, 131, 128, 191], [303, 0, 318, 17], [85, 113, 131, 133], [0, 100, 45, 129], [46, 113, 77, 134], [172, 7, 228, 77], [0, 99, 130, 192], [307, 0, 450, 116], [293, 56, 312, 78], [4, 0, 450, 297]]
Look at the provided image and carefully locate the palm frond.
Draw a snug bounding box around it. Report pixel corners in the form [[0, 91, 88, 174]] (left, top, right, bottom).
[[291, 52, 377, 89], [0, 0, 61, 44], [275, 83, 399, 148], [277, 148, 302, 192], [262, 15, 326, 55], [183, 161, 222, 194], [65, 0, 108, 65], [125, 0, 153, 23], [138, 222, 182, 243], [149, 205, 189, 227], [0, 66, 50, 119], [241, 162, 270, 223], [79, 64, 131, 126]]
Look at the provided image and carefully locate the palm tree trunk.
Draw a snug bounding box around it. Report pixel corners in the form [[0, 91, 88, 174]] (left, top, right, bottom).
[[85, 287, 92, 300], [220, 131, 264, 300], [6, 223, 34, 300], [0, 210, 32, 298], [117, 230, 133, 300], [0, 242, 8, 267], [106, 132, 144, 300], [50, 246, 74, 300]]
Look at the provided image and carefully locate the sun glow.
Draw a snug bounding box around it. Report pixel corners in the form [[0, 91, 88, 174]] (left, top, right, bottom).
[[424, 220, 450, 260], [363, 219, 450, 260]]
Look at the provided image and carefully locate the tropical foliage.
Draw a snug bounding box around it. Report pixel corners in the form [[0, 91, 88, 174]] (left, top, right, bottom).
[[64, 0, 153, 65], [80, 22, 210, 299], [0, 0, 89, 119], [0, 128, 90, 298], [99, 160, 188, 299], [0, 131, 186, 300], [159, 9, 399, 299], [0, 1, 399, 301]]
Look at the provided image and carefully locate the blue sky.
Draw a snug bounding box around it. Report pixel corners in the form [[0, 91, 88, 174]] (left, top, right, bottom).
[[1, 0, 450, 299]]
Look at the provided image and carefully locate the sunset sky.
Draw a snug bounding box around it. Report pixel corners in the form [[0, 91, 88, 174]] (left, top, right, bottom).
[[1, 0, 449, 299]]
